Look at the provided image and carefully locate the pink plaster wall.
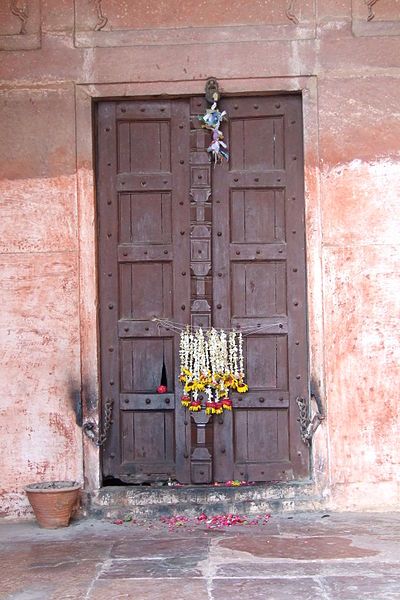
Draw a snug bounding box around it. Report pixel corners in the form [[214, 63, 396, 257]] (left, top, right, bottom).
[[0, 0, 399, 516]]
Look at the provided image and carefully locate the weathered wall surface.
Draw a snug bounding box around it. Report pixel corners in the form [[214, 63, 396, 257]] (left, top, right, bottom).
[[0, 0, 399, 516]]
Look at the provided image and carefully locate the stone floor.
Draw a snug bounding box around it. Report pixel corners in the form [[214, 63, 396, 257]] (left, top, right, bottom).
[[0, 512, 400, 599]]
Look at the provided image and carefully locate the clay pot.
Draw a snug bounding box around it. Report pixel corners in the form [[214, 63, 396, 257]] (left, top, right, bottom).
[[25, 481, 81, 529]]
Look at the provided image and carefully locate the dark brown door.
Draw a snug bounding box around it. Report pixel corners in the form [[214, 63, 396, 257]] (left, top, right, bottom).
[[96, 95, 309, 485]]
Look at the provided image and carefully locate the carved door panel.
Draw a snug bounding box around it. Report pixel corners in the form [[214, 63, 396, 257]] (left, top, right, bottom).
[[212, 95, 309, 481], [97, 95, 309, 484], [97, 100, 191, 483]]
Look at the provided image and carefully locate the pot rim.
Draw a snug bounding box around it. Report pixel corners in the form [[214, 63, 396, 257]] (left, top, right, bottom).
[[25, 481, 81, 493]]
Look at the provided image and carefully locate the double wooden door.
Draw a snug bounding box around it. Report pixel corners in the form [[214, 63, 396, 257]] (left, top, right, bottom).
[[96, 94, 309, 484]]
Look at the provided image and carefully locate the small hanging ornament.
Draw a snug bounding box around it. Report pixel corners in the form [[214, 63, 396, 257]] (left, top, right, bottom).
[[199, 78, 229, 164]]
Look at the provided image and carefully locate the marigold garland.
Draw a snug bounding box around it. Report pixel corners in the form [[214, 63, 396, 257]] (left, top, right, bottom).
[[179, 327, 248, 414]]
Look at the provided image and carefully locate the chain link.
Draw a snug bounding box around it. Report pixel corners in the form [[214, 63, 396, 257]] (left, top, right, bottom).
[[296, 395, 325, 445], [82, 399, 113, 447]]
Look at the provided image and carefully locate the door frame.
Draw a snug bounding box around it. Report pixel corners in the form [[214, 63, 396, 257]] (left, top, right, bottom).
[[75, 76, 327, 494]]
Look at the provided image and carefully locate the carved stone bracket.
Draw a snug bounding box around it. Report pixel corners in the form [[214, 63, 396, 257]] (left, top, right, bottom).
[[365, 0, 379, 22], [286, 0, 299, 25], [10, 0, 29, 34], [92, 0, 108, 31]]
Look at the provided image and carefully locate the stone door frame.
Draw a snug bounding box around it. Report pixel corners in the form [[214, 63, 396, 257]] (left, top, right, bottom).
[[75, 76, 327, 495]]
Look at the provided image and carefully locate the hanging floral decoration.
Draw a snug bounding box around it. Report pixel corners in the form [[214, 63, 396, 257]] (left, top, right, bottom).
[[199, 102, 229, 164], [179, 327, 248, 415]]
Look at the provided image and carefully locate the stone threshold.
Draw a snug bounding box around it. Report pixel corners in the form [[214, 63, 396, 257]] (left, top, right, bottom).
[[88, 480, 324, 519]]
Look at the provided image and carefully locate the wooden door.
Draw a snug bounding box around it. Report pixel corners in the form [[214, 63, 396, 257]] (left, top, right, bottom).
[[96, 95, 309, 484]]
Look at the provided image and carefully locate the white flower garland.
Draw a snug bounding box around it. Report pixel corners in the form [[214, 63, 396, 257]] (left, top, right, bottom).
[[179, 326, 248, 414]]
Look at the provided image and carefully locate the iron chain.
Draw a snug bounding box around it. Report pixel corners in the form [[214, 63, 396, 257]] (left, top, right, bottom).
[[296, 395, 325, 445], [82, 399, 113, 447]]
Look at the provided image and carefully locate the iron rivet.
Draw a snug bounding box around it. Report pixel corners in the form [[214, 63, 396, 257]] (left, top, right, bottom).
[[295, 341, 300, 345], [292, 230, 297, 234], [198, 175, 203, 179], [108, 303, 114, 309], [261, 471, 265, 475], [180, 160, 185, 164], [124, 327, 129, 332], [217, 304, 222, 309], [275, 103, 281, 109], [221, 448, 226, 453], [279, 323, 283, 328], [110, 453, 115, 458], [259, 397, 265, 403], [278, 250, 283, 254], [293, 268, 298, 272], [277, 178, 281, 182], [144, 250, 148, 255], [145, 398, 151, 404], [257, 323, 261, 327], [123, 250, 128, 256], [164, 180, 168, 184], [256, 250, 261, 255], [109, 347, 114, 352], [121, 108, 126, 113], [296, 375, 301, 380], [107, 200, 112, 205], [234, 105, 238, 109], [236, 251, 240, 255], [145, 327, 149, 331], [160, 107, 165, 112], [107, 233, 112, 238], [164, 250, 168, 254], [200, 471, 204, 475], [179, 201, 184, 206], [165, 398, 170, 404], [182, 271, 186, 276], [141, 181, 146, 186], [254, 104, 259, 109], [197, 102, 201, 107], [279, 397, 284, 402], [105, 127, 110, 132], [254, 177, 259, 182], [240, 472, 244, 476], [121, 181, 125, 186], [293, 156, 297, 160], [234, 177, 239, 182], [291, 120, 296, 124], [218, 272, 222, 277], [108, 272, 112, 277], [110, 380, 114, 385], [107, 163, 111, 166], [180, 230, 185, 235], [184, 452, 189, 458], [179, 124, 184, 129], [198, 249, 202, 254], [124, 398, 129, 403], [181, 305, 186, 310], [294, 301, 299, 306], [140, 107, 145, 112], [217, 232, 222, 236]]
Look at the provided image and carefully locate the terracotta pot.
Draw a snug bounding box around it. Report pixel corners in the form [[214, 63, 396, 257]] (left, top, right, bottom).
[[25, 481, 81, 529]]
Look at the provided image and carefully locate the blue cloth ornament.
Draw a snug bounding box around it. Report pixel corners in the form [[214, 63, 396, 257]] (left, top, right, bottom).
[[199, 102, 229, 164]]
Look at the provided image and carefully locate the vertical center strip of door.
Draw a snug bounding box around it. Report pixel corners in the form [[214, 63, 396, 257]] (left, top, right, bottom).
[[188, 99, 213, 483]]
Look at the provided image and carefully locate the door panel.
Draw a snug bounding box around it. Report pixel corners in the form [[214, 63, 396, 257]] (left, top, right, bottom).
[[97, 94, 309, 485], [212, 95, 309, 482]]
